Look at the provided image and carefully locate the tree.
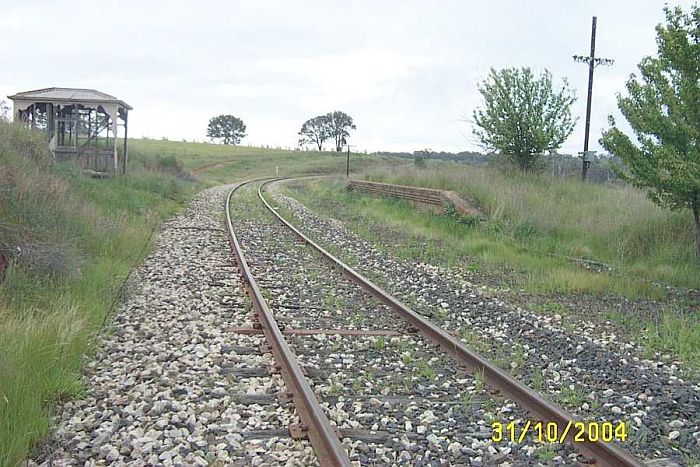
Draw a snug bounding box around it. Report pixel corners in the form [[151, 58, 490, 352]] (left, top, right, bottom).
[[414, 148, 432, 168], [298, 115, 331, 150], [326, 111, 356, 152], [207, 115, 246, 145], [601, 5, 700, 258], [473, 67, 577, 170]]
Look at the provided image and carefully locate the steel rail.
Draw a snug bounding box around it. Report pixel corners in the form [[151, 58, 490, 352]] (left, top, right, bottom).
[[225, 180, 351, 467], [258, 179, 643, 467]]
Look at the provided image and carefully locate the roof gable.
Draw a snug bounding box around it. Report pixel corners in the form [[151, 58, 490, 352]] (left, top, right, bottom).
[[8, 87, 132, 110]]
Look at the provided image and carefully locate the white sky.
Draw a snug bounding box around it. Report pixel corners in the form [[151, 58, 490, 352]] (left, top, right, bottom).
[[1, 0, 695, 154]]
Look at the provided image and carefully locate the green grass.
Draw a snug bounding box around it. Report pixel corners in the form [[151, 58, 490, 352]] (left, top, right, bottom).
[[530, 367, 544, 391], [357, 165, 700, 369], [643, 310, 700, 368], [537, 447, 557, 461], [1, 129, 393, 465], [280, 171, 700, 370], [363, 164, 699, 289], [128, 138, 394, 186], [415, 358, 436, 381], [0, 123, 200, 465], [559, 385, 586, 408], [372, 336, 386, 350], [285, 177, 670, 299]]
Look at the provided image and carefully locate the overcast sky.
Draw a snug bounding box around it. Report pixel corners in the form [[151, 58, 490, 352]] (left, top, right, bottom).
[[1, 1, 696, 154]]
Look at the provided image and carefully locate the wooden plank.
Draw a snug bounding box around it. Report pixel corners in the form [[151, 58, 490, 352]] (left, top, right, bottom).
[[349, 181, 483, 216]]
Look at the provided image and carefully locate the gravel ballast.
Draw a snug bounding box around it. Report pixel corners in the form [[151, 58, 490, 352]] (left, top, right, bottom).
[[30, 185, 316, 466], [271, 180, 700, 466], [230, 182, 584, 466], [28, 178, 698, 466]]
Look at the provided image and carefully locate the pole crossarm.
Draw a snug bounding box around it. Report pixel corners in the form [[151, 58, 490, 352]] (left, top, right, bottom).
[[573, 55, 615, 67]]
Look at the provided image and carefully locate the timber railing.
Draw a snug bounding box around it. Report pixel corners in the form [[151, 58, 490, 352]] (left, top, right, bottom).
[[347, 180, 483, 216]]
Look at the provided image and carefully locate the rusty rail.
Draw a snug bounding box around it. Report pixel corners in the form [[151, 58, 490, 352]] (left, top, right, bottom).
[[225, 180, 351, 467], [259, 179, 642, 467]]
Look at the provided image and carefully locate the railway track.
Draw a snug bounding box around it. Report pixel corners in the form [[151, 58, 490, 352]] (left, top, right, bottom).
[[225, 178, 645, 466]]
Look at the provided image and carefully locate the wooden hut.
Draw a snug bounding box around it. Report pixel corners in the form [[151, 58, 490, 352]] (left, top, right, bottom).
[[8, 87, 132, 174]]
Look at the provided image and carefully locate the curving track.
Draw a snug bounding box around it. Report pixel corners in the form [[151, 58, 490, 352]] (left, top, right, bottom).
[[225, 178, 645, 467]]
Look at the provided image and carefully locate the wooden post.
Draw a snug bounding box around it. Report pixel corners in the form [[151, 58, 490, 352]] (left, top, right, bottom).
[[74, 106, 78, 148], [30, 104, 36, 130], [112, 118, 118, 173], [47, 103, 53, 140], [60, 107, 65, 146], [122, 111, 128, 174], [53, 105, 59, 145]]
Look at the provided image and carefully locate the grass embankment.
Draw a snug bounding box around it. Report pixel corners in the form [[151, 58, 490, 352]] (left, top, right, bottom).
[[0, 124, 198, 465], [128, 138, 394, 185], [282, 166, 700, 369], [364, 165, 699, 291], [0, 130, 396, 465]]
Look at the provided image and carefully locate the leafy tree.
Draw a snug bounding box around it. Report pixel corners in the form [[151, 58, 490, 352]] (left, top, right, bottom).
[[473, 67, 577, 170], [414, 148, 432, 168], [326, 110, 356, 151], [298, 115, 331, 150], [206, 114, 246, 145], [601, 5, 700, 258]]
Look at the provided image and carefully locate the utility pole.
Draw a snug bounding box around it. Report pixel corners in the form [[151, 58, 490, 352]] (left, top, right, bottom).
[[346, 145, 355, 178], [573, 16, 613, 181]]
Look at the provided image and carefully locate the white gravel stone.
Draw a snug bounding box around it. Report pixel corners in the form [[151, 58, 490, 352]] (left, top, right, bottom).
[[29, 185, 315, 466]]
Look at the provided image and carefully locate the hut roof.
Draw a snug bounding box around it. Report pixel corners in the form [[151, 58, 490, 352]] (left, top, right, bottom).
[[8, 87, 132, 110]]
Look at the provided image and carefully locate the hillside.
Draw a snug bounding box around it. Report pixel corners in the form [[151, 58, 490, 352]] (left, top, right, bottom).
[[127, 138, 394, 185]]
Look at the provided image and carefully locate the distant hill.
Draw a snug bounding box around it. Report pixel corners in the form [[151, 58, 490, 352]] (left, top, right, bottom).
[[372, 150, 492, 165], [372, 150, 622, 183]]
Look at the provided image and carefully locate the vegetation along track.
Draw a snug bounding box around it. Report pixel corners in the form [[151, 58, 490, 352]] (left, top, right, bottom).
[[273, 177, 700, 465], [225, 178, 648, 466]]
